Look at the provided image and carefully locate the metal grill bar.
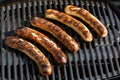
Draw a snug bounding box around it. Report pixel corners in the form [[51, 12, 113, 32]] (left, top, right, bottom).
[[68, 53, 74, 80], [107, 5, 120, 56], [27, 2, 32, 20], [0, 0, 120, 80], [1, 6, 5, 80], [22, 3, 27, 21]]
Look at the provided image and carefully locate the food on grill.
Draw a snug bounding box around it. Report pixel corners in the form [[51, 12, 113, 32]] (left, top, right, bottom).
[[15, 27, 67, 64], [5, 36, 52, 76], [65, 5, 108, 37], [30, 17, 79, 52], [45, 9, 93, 42]]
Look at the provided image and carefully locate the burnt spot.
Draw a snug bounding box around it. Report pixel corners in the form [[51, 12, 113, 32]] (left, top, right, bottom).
[[48, 23, 53, 28], [73, 21, 79, 26], [42, 64, 48, 69], [36, 56, 42, 61], [31, 51, 37, 56], [39, 59, 46, 65], [93, 21, 98, 26], [57, 52, 63, 59], [100, 30, 104, 34], [14, 39, 22, 45], [98, 26, 105, 34], [18, 41, 26, 49], [89, 19, 93, 22], [63, 17, 68, 22], [41, 64, 50, 74], [55, 13, 63, 19], [57, 33, 66, 42], [52, 26, 59, 32], [57, 32, 62, 38], [48, 44, 53, 48], [82, 31, 88, 37], [61, 35, 67, 42], [97, 25, 102, 32], [78, 26, 84, 30], [63, 40, 69, 46], [97, 25, 105, 34], [19, 28, 27, 35]]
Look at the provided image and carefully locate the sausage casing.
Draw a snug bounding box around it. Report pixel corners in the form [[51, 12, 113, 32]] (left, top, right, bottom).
[[5, 36, 52, 76], [65, 5, 108, 37], [15, 27, 67, 64], [30, 17, 79, 52], [45, 9, 93, 42]]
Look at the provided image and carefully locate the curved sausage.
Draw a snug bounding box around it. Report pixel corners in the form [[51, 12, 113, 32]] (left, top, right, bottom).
[[45, 9, 93, 42], [5, 36, 52, 76], [15, 27, 67, 64], [65, 5, 108, 37], [30, 17, 79, 52]]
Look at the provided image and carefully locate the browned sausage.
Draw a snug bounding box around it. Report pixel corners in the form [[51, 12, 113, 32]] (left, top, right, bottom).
[[5, 36, 52, 76], [15, 27, 67, 64], [45, 9, 93, 42], [30, 17, 79, 52], [65, 5, 108, 37]]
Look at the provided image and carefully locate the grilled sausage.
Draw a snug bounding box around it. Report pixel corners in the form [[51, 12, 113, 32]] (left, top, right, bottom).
[[65, 5, 108, 37], [5, 36, 52, 76], [15, 27, 67, 64], [30, 17, 79, 52], [45, 9, 93, 42]]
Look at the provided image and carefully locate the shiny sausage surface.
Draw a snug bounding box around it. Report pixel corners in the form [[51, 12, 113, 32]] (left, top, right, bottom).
[[30, 17, 79, 52], [65, 5, 108, 37], [5, 36, 52, 76], [45, 9, 93, 42], [15, 27, 67, 64]]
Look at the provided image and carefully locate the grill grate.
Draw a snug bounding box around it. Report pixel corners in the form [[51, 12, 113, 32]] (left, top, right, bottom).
[[0, 0, 120, 80]]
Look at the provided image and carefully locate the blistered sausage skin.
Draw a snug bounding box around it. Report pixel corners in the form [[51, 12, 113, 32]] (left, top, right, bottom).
[[65, 5, 108, 37], [5, 36, 52, 76], [15, 27, 67, 64], [30, 17, 79, 52], [45, 9, 93, 42]]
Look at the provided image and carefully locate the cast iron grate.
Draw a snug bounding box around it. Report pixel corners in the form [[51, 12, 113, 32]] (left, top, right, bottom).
[[0, 0, 120, 80]]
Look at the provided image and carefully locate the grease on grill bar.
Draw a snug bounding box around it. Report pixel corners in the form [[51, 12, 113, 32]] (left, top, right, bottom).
[[1, 0, 120, 80]]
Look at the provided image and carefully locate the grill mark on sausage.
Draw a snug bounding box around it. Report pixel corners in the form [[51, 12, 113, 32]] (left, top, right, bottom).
[[30, 17, 79, 52], [65, 5, 108, 37], [5, 36, 52, 76], [93, 21, 98, 26], [63, 17, 68, 22], [15, 27, 67, 64], [55, 12, 63, 19], [67, 19, 74, 23], [73, 21, 79, 26], [45, 9, 93, 42]]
